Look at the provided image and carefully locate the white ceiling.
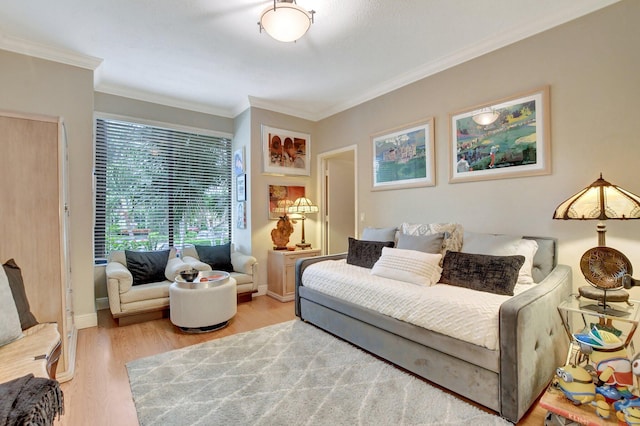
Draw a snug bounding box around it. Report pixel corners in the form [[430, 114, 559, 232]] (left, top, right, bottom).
[[0, 0, 618, 121]]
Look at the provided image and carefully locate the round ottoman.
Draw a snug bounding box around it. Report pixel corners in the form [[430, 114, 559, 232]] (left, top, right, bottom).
[[169, 272, 237, 333]]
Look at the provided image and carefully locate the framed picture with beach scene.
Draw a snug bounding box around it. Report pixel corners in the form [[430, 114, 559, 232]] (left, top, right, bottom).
[[449, 86, 551, 184], [371, 117, 435, 191]]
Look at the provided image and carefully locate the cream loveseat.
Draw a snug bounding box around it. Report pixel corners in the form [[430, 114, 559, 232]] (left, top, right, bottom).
[[295, 224, 571, 423], [106, 244, 258, 325]]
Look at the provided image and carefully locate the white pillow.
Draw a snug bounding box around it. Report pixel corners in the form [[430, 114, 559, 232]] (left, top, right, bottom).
[[461, 231, 538, 284], [371, 247, 442, 286], [0, 265, 23, 347]]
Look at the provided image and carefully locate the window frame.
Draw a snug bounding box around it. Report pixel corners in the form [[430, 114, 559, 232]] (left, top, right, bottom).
[[93, 112, 234, 261]]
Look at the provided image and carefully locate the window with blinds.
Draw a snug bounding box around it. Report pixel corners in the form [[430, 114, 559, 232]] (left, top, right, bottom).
[[94, 117, 232, 260]]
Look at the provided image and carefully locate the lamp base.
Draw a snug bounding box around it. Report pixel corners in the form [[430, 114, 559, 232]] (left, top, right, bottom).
[[579, 303, 630, 318], [295, 242, 312, 249]]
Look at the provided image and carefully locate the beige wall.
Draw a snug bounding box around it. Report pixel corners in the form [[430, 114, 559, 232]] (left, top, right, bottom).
[[314, 1, 640, 296], [0, 49, 96, 327], [247, 108, 317, 292], [2, 0, 638, 327]]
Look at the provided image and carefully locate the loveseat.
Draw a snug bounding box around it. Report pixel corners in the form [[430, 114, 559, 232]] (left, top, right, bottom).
[[106, 244, 258, 325], [295, 224, 572, 423]]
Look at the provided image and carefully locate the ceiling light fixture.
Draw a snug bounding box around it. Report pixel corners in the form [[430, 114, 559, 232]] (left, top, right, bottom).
[[258, 0, 315, 43], [472, 108, 500, 126]]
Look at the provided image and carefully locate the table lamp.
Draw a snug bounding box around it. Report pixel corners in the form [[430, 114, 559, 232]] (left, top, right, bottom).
[[553, 173, 640, 315], [288, 197, 318, 249]]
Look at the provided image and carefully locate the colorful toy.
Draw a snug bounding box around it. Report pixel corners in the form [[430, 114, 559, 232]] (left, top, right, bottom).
[[575, 326, 634, 419], [555, 364, 596, 405]]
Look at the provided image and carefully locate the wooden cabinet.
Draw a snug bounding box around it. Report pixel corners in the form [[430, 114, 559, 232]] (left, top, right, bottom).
[[267, 249, 320, 302], [0, 111, 77, 382]]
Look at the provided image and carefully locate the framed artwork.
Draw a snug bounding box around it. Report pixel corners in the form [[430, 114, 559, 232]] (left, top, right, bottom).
[[262, 125, 310, 176], [233, 147, 245, 176], [268, 184, 306, 220], [449, 86, 551, 184], [371, 117, 435, 191], [236, 202, 246, 229], [236, 174, 246, 201]]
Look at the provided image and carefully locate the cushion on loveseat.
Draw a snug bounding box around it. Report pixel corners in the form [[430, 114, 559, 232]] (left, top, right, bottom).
[[3, 259, 38, 330]]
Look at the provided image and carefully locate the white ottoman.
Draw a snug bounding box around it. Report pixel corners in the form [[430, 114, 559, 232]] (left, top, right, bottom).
[[170, 272, 237, 332]]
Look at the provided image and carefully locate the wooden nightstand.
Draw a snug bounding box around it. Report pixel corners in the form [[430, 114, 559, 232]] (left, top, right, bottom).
[[267, 249, 321, 302]]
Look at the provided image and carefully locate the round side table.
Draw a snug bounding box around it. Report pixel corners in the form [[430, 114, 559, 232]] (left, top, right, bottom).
[[169, 272, 237, 333]]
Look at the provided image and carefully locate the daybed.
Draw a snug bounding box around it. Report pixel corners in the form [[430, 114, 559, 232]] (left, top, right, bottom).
[[106, 244, 258, 325], [295, 227, 571, 423]]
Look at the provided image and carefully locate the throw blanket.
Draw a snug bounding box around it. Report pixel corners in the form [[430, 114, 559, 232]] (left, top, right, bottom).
[[0, 374, 64, 426], [303, 259, 530, 350]]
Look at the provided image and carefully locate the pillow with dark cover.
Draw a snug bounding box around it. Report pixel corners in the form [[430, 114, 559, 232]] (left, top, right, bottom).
[[125, 250, 171, 285], [195, 243, 234, 272], [346, 237, 394, 269], [439, 251, 525, 296], [2, 259, 38, 330]]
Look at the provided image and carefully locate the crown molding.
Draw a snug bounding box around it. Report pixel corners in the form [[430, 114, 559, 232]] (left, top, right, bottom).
[[96, 83, 236, 118], [0, 32, 103, 70], [296, 0, 622, 122], [247, 96, 318, 121]]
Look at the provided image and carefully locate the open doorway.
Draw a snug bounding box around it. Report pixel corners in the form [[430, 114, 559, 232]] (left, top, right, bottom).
[[318, 146, 357, 254]]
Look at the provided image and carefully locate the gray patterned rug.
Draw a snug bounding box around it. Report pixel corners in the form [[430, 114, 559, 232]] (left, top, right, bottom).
[[127, 320, 511, 425]]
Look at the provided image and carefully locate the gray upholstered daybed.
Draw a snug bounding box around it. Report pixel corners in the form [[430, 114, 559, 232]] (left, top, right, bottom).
[[295, 235, 571, 423]]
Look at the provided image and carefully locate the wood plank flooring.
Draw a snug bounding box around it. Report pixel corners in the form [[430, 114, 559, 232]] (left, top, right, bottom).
[[58, 296, 544, 425]]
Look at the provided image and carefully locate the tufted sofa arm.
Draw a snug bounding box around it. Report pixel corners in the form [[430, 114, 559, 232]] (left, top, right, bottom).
[[499, 264, 572, 422]]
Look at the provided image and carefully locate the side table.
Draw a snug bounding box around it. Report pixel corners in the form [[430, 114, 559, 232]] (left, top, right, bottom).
[[557, 293, 640, 364], [267, 249, 320, 302]]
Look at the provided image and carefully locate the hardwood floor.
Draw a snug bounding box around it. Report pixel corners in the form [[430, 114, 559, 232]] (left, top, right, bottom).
[[58, 296, 545, 425]]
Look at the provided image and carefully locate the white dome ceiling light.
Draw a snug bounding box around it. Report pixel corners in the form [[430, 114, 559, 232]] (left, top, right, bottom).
[[258, 0, 315, 43]]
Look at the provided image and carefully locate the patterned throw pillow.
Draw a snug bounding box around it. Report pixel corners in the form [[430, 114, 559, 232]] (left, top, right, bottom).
[[371, 247, 442, 286], [439, 251, 524, 296], [346, 237, 394, 269], [400, 222, 464, 257]]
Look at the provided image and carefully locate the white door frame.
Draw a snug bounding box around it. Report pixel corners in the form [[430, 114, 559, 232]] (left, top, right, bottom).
[[316, 145, 358, 255]]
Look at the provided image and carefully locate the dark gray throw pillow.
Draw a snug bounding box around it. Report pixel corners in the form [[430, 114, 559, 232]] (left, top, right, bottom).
[[125, 250, 171, 285], [439, 251, 525, 296], [3, 259, 38, 330], [346, 237, 394, 269], [195, 243, 234, 272]]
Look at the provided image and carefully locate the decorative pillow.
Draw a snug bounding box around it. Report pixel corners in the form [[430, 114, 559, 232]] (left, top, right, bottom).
[[461, 232, 538, 284], [439, 251, 525, 296], [371, 247, 442, 286], [361, 226, 397, 243], [195, 243, 234, 272], [125, 249, 171, 285], [0, 265, 23, 347], [400, 222, 464, 257], [3, 259, 38, 330], [396, 232, 444, 254], [346, 237, 394, 269]]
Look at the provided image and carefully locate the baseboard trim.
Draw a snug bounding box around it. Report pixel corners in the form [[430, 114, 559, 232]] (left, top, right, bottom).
[[74, 312, 98, 329]]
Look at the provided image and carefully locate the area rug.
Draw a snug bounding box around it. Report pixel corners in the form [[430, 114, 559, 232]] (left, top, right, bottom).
[[127, 320, 511, 425]]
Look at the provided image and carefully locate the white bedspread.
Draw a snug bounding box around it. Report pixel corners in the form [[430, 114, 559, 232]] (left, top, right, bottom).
[[302, 259, 529, 351]]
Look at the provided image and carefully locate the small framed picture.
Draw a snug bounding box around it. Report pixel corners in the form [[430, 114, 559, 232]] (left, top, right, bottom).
[[237, 202, 246, 229], [233, 147, 245, 176], [268, 184, 306, 220], [237, 174, 246, 202], [262, 125, 310, 176], [371, 117, 435, 191]]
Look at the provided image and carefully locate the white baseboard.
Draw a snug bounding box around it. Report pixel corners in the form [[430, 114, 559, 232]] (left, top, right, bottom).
[[74, 312, 98, 329], [256, 284, 267, 296]]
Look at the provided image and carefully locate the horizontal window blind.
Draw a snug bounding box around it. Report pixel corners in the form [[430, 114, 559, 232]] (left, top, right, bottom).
[[94, 117, 232, 260]]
